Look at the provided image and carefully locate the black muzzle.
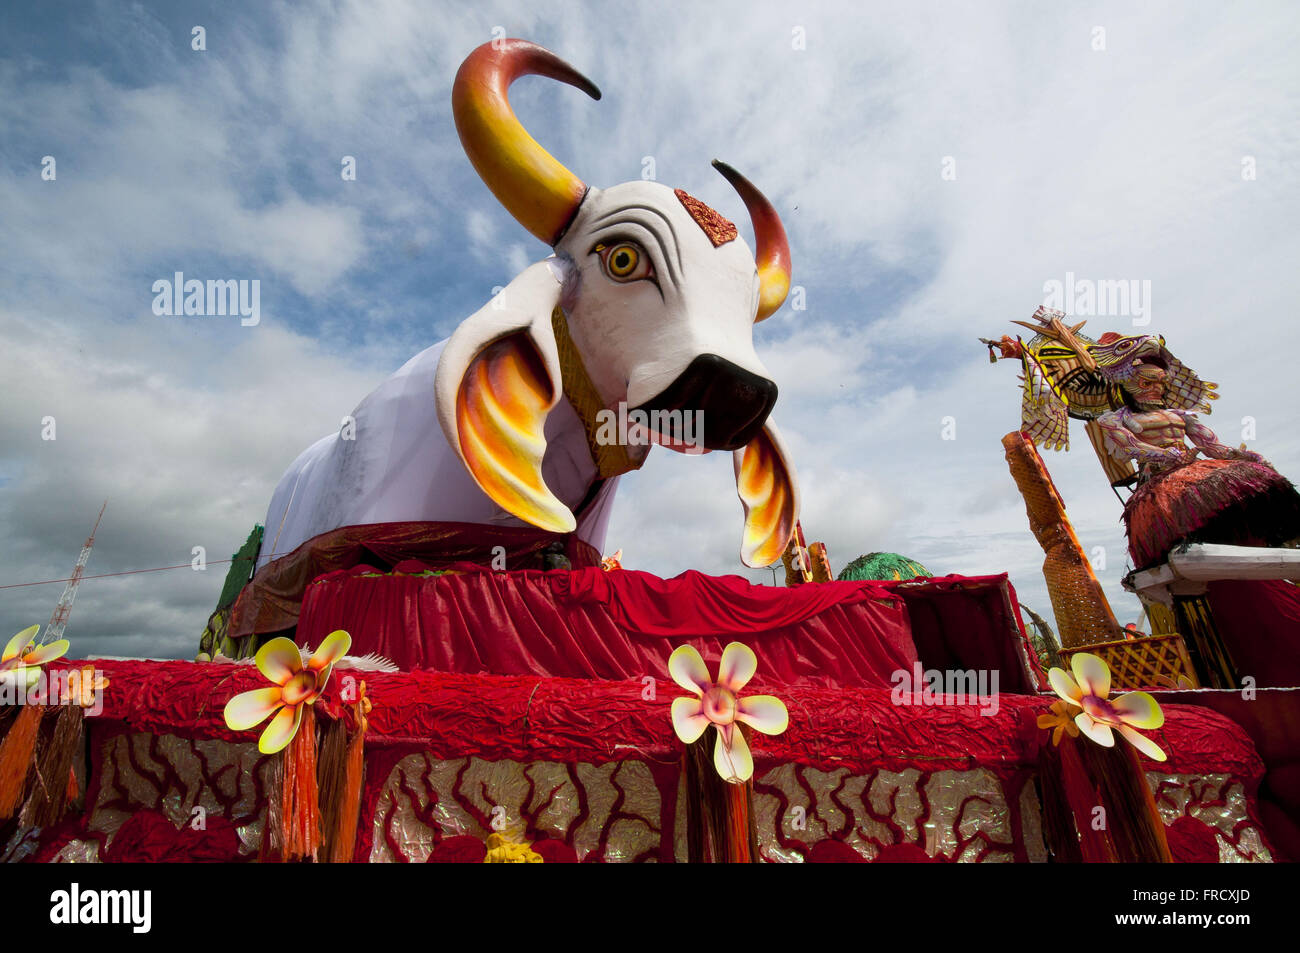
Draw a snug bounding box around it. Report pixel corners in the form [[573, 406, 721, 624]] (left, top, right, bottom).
[[630, 354, 777, 451]]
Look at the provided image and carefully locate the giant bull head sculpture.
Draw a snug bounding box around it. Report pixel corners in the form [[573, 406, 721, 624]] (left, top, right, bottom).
[[260, 40, 798, 571], [440, 40, 797, 566]]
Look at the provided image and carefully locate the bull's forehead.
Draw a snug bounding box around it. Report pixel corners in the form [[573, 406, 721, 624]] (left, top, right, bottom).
[[558, 181, 757, 277]]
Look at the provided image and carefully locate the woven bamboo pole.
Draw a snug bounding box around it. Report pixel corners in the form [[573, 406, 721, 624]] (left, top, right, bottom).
[[1002, 432, 1122, 647]]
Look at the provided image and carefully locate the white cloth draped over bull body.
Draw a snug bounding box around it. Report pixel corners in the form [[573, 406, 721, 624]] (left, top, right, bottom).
[[255, 338, 618, 572]]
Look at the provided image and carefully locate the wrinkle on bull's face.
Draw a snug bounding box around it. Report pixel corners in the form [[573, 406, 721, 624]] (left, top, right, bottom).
[[553, 181, 773, 412]]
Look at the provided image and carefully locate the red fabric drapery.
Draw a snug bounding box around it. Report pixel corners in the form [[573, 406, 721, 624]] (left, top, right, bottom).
[[883, 574, 1043, 694], [43, 659, 1263, 776], [1165, 816, 1221, 863], [1206, 578, 1300, 687], [102, 810, 248, 863], [294, 566, 915, 688], [227, 521, 601, 642], [551, 569, 898, 636]]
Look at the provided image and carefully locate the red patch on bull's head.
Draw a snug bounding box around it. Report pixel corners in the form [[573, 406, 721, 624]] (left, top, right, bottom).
[[675, 189, 738, 247]]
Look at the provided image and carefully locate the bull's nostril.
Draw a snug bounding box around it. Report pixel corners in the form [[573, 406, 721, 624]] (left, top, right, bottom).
[[629, 354, 777, 451]]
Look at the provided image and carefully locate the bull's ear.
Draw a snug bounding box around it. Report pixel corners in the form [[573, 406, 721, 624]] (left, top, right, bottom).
[[732, 420, 799, 567], [435, 261, 576, 533]]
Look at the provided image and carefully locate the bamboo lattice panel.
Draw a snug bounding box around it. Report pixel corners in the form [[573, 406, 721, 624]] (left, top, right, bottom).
[[1060, 633, 1200, 690]]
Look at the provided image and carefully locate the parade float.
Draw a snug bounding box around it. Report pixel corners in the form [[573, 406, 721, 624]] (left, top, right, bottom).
[[2, 41, 1297, 864]]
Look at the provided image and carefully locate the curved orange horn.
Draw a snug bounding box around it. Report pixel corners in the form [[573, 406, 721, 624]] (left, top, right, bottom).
[[453, 40, 601, 245], [712, 160, 791, 322]]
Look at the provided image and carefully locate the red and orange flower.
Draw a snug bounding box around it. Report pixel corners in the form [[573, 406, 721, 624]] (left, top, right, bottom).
[[223, 631, 351, 754]]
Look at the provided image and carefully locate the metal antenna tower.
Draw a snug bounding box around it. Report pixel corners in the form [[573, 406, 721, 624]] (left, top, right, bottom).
[[41, 500, 106, 645]]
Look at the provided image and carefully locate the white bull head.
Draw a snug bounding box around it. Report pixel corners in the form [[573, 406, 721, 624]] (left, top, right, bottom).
[[436, 39, 799, 566]]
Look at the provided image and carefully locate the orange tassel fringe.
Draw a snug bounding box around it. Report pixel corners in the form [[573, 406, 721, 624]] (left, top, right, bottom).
[[1079, 738, 1172, 863], [726, 782, 753, 863], [316, 706, 366, 863], [1051, 734, 1118, 862], [329, 723, 365, 863], [1039, 731, 1172, 863], [683, 726, 758, 863], [0, 704, 44, 821], [279, 705, 321, 861], [22, 704, 84, 828]]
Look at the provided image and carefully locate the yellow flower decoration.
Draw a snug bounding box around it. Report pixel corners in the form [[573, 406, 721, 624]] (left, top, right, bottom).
[[483, 831, 542, 863], [352, 679, 373, 733], [1036, 699, 1081, 746], [66, 666, 109, 708], [1047, 652, 1166, 762], [669, 642, 789, 784], [223, 631, 351, 754], [0, 625, 69, 695]]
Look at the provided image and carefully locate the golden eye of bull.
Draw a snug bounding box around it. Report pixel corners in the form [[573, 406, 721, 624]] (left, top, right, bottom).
[[610, 246, 637, 275], [594, 241, 653, 282]]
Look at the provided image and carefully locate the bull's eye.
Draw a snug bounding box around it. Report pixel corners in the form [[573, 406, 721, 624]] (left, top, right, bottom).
[[610, 246, 637, 275], [593, 241, 654, 283]]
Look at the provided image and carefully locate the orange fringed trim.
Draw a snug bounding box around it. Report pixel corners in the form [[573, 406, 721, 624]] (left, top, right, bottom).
[[316, 718, 365, 862], [683, 726, 758, 863], [1080, 738, 1172, 863], [22, 704, 84, 828], [317, 683, 368, 863], [1040, 731, 1172, 863], [328, 723, 365, 863], [280, 705, 321, 862], [726, 782, 752, 863], [1052, 734, 1118, 862], [0, 704, 44, 821]]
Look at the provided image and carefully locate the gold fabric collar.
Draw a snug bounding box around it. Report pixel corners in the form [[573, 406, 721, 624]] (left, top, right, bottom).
[[551, 307, 647, 479]]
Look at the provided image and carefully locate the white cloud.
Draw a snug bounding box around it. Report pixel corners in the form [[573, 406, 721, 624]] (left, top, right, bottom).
[[0, 307, 381, 657]]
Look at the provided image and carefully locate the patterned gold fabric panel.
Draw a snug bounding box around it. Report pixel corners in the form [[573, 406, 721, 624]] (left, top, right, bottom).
[[46, 733, 1277, 864], [752, 764, 1042, 862], [369, 754, 662, 863], [51, 732, 271, 862], [1148, 772, 1272, 862]]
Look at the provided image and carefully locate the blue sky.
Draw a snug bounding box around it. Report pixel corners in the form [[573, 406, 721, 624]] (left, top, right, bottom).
[[2, 1, 1298, 658]]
